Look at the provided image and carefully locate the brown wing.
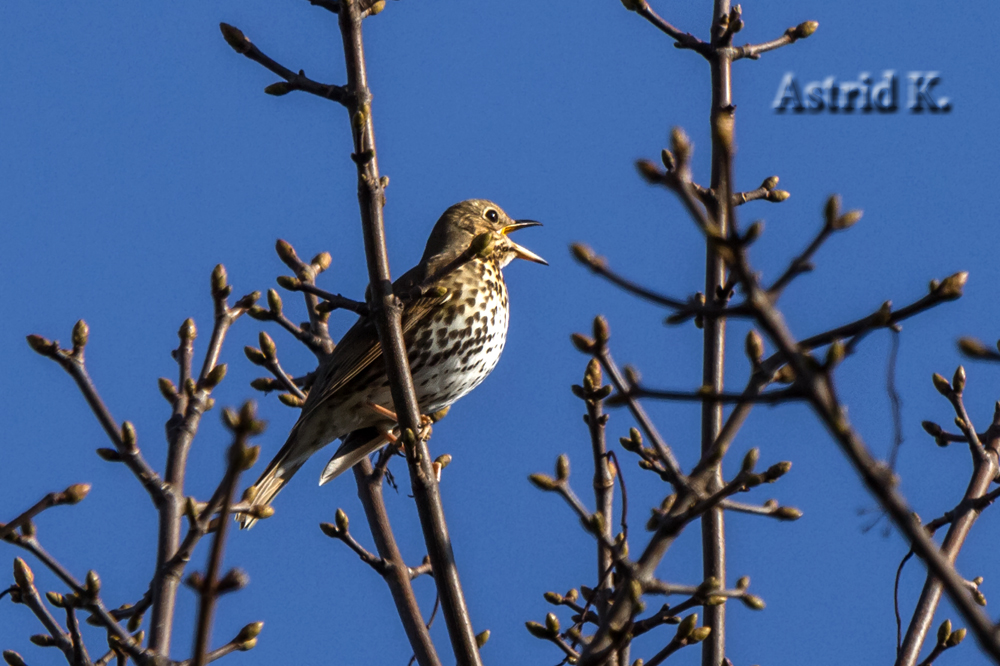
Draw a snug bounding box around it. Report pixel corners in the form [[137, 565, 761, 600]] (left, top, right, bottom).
[[297, 267, 447, 423]]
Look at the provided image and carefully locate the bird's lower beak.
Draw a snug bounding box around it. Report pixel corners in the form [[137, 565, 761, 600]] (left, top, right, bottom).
[[502, 220, 547, 265]]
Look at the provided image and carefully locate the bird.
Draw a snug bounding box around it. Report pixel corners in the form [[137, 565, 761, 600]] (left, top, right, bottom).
[[239, 199, 545, 528]]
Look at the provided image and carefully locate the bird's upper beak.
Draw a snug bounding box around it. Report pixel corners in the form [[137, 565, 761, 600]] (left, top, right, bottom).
[[502, 220, 547, 265]]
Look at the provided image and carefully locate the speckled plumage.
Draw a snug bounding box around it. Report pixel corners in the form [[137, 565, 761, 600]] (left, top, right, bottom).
[[240, 199, 544, 528]]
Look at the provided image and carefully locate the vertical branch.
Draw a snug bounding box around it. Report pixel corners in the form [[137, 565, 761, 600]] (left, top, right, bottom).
[[335, 2, 482, 664], [896, 404, 1000, 666], [583, 355, 615, 630], [701, 3, 735, 664], [352, 455, 442, 666]]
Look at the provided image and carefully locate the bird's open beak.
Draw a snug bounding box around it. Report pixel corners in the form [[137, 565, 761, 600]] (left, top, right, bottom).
[[502, 220, 548, 265]]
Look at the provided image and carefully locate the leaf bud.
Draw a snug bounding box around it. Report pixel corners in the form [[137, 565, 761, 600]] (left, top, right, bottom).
[[3, 651, 27, 666], [158, 377, 178, 403], [741, 448, 759, 474], [46, 592, 65, 607], [937, 619, 952, 645], [476, 630, 490, 648], [635, 160, 664, 184], [958, 337, 991, 358], [29, 635, 56, 647], [85, 570, 101, 595], [661, 149, 676, 171], [936, 272, 968, 300], [544, 591, 563, 605], [63, 483, 91, 504], [791, 20, 818, 39], [736, 576, 750, 590], [525, 621, 551, 639], [741, 594, 766, 610], [569, 243, 595, 266], [592, 315, 610, 345], [774, 506, 803, 520], [823, 195, 841, 228], [946, 627, 967, 647], [743, 221, 764, 244], [72, 320, 89, 351], [26, 334, 55, 355], [219, 23, 251, 54], [279, 393, 305, 408], [259, 332, 277, 360], [556, 454, 570, 481], [974, 590, 987, 606], [761, 175, 779, 190], [689, 626, 712, 643], [335, 508, 349, 532], [766, 189, 790, 202], [745, 330, 764, 365], [236, 621, 264, 643], [202, 363, 227, 389], [670, 127, 692, 166], [217, 568, 250, 593], [545, 612, 560, 633], [832, 209, 863, 230], [97, 448, 122, 462], [953, 366, 966, 393], [529, 473, 559, 491], [319, 522, 340, 538], [932, 373, 952, 396], [13, 558, 34, 589], [211, 264, 228, 296], [826, 339, 846, 367], [676, 613, 698, 640]]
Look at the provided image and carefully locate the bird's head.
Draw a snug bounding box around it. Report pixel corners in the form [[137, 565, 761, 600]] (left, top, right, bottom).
[[421, 199, 546, 271]]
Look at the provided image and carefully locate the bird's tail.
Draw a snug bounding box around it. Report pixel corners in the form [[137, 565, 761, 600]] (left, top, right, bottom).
[[238, 427, 308, 530], [318, 430, 390, 486]]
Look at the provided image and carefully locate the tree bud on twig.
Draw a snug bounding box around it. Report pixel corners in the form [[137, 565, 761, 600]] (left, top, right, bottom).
[[832, 209, 863, 230], [29, 635, 56, 647], [26, 334, 56, 356], [217, 568, 250, 594], [202, 363, 227, 389], [72, 320, 89, 352], [932, 373, 952, 396], [974, 590, 987, 606], [921, 421, 943, 436], [96, 448, 122, 462], [219, 23, 252, 54], [158, 377, 178, 403], [211, 264, 228, 296], [935, 272, 968, 300], [946, 627, 967, 647], [740, 594, 766, 610], [571, 333, 596, 354], [475, 630, 490, 648], [789, 20, 819, 39], [525, 621, 552, 639], [958, 337, 991, 358], [13, 558, 34, 589], [592, 315, 610, 345], [745, 330, 764, 365], [761, 175, 779, 190], [259, 332, 277, 360], [545, 613, 560, 633], [544, 591, 563, 605], [823, 195, 840, 229], [63, 483, 91, 504], [670, 127, 692, 167], [556, 454, 570, 481], [937, 619, 952, 645], [264, 82, 291, 96], [774, 506, 803, 520], [676, 613, 698, 640], [661, 149, 676, 172], [635, 159, 664, 184], [3, 651, 27, 666], [335, 508, 349, 533], [236, 621, 264, 643], [741, 448, 759, 474], [529, 473, 559, 491], [689, 626, 712, 642], [953, 366, 966, 393], [45, 592, 65, 607], [569, 242, 597, 267], [85, 570, 101, 596], [121, 421, 137, 451], [319, 522, 340, 538], [244, 346, 267, 366], [765, 190, 790, 203]]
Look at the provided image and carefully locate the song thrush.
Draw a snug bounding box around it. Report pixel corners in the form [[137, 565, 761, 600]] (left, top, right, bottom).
[[240, 199, 545, 527]]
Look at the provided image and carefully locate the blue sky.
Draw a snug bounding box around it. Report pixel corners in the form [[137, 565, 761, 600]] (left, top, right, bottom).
[[3, 2, 999, 665]]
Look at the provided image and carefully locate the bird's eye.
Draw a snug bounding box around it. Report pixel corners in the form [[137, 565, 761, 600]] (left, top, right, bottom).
[[485, 209, 499, 223]]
